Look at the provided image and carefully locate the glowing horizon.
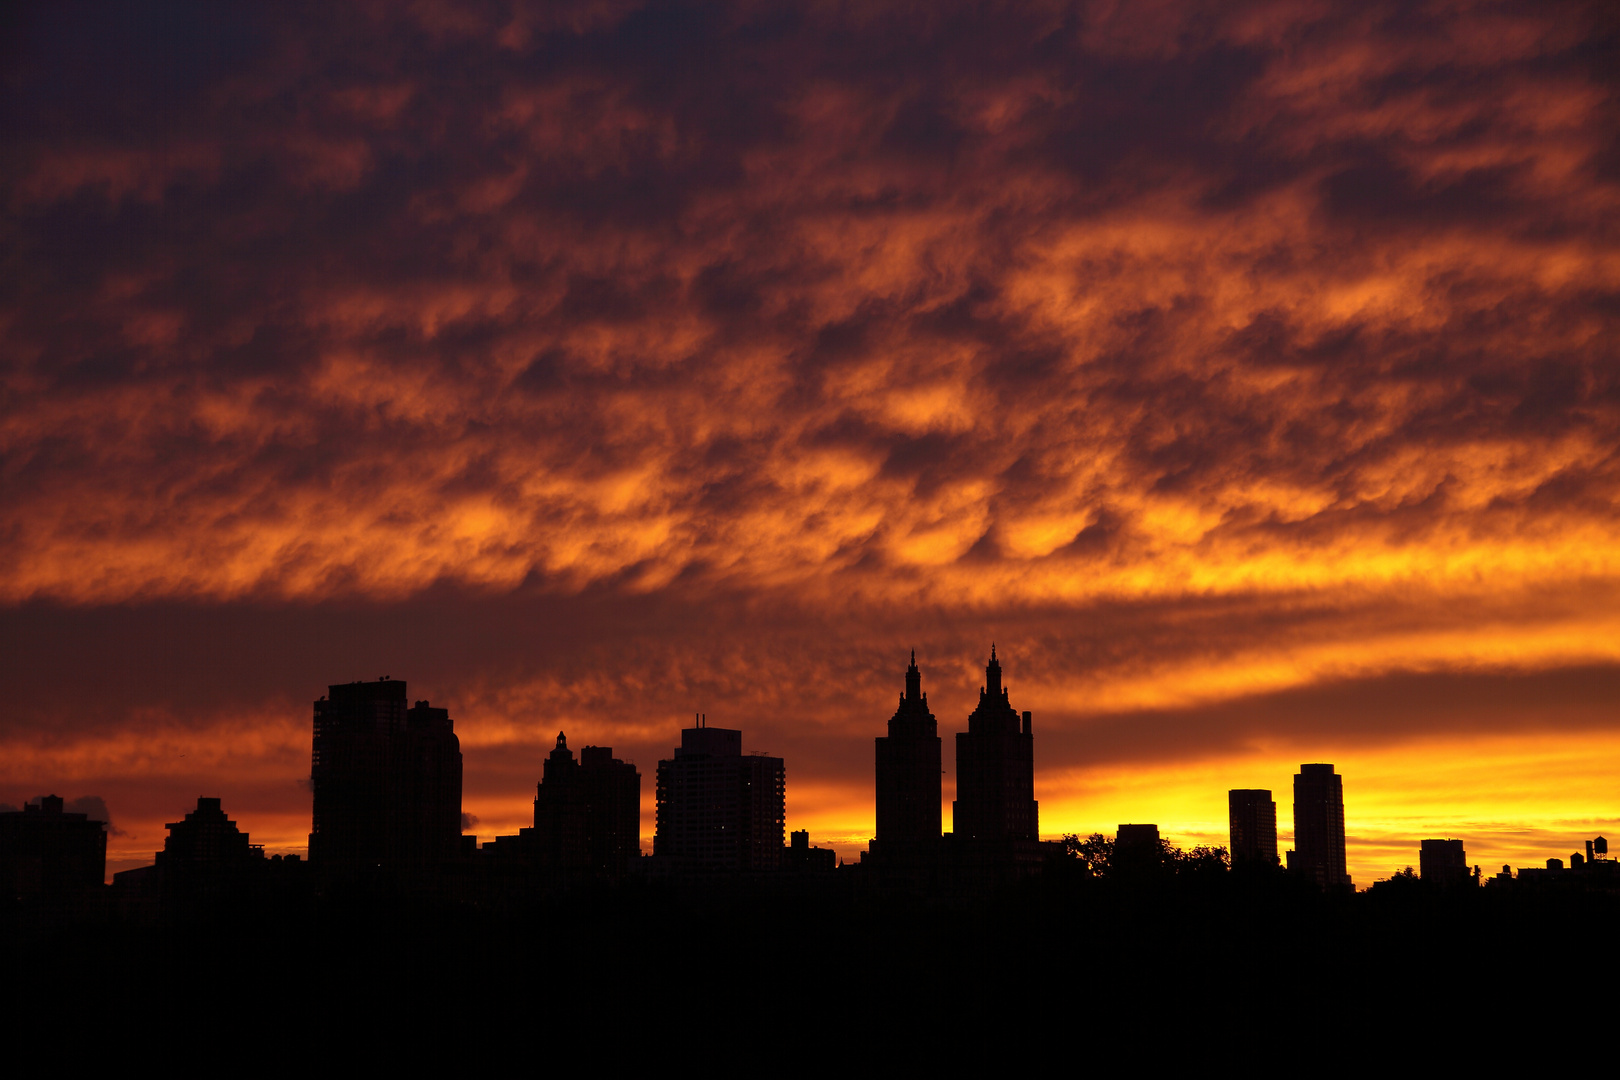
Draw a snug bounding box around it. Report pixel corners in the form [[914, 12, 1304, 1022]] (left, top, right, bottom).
[[4, 1, 1618, 889]]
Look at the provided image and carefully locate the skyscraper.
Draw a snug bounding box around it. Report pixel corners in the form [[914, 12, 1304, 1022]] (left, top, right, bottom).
[[308, 679, 463, 878], [654, 716, 785, 874], [873, 650, 941, 867], [1291, 764, 1351, 890], [1228, 789, 1279, 868], [952, 646, 1037, 845], [531, 732, 642, 879]]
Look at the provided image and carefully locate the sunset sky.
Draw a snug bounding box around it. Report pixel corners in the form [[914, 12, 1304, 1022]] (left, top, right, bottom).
[[4, 1, 1618, 885]]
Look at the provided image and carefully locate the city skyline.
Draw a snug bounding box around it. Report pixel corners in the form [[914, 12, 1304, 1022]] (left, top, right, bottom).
[[5, 650, 1611, 888], [3, 4, 1618, 890]]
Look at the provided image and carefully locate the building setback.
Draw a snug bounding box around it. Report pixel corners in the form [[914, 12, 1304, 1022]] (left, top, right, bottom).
[[1229, 789, 1279, 868], [1290, 764, 1352, 890], [654, 717, 784, 874], [873, 650, 942, 868], [308, 679, 463, 878]]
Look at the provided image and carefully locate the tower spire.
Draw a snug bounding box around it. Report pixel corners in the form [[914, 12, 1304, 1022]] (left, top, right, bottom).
[[905, 649, 922, 701]]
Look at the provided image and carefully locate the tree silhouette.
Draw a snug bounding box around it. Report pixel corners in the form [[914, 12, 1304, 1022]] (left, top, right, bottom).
[[1058, 833, 1230, 880]]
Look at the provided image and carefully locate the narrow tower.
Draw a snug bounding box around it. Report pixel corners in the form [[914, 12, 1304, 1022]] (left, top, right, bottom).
[[874, 650, 942, 867], [952, 646, 1037, 844], [1291, 764, 1351, 890]]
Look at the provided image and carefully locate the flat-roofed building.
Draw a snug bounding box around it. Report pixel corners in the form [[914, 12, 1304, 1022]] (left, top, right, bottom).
[[0, 795, 106, 909], [655, 716, 784, 874], [1420, 838, 1469, 888], [1291, 764, 1352, 890], [1229, 789, 1279, 868]]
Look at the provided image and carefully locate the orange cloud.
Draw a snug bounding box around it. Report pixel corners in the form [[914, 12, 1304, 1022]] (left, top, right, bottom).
[[3, 0, 1617, 884]]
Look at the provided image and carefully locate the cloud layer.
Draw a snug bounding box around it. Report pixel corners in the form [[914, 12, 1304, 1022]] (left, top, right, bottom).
[[3, 1, 1618, 882]]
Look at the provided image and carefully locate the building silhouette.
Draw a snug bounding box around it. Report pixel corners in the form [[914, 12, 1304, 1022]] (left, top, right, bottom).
[[531, 732, 642, 879], [154, 796, 265, 914], [1228, 789, 1279, 868], [1114, 823, 1165, 876], [1420, 838, 1469, 888], [0, 795, 106, 910], [952, 646, 1037, 844], [873, 650, 941, 871], [784, 829, 837, 872], [1290, 764, 1351, 890], [654, 716, 784, 874], [114, 796, 310, 923], [308, 679, 463, 879]]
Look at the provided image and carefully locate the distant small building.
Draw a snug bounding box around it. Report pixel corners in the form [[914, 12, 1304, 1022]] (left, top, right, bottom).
[[0, 795, 107, 909], [1115, 823, 1164, 874], [1488, 837, 1618, 890], [784, 829, 837, 873], [1419, 838, 1469, 888]]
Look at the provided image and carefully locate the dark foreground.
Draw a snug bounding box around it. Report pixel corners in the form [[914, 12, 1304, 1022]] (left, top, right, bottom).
[[5, 869, 1612, 1063]]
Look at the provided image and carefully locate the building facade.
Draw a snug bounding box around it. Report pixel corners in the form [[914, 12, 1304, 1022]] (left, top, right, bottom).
[[1228, 789, 1279, 868], [873, 650, 941, 867], [308, 679, 463, 878], [1290, 764, 1351, 890], [654, 717, 784, 873], [952, 646, 1037, 844]]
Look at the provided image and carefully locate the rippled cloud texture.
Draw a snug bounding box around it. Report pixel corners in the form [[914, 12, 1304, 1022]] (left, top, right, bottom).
[[4, 0, 1618, 881]]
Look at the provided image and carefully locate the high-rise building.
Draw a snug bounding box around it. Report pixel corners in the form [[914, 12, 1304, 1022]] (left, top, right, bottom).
[[0, 795, 107, 909], [1420, 838, 1469, 887], [308, 679, 463, 878], [873, 650, 941, 867], [1229, 789, 1279, 868], [952, 646, 1037, 844], [1291, 764, 1351, 890], [654, 716, 785, 874], [532, 731, 642, 879]]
